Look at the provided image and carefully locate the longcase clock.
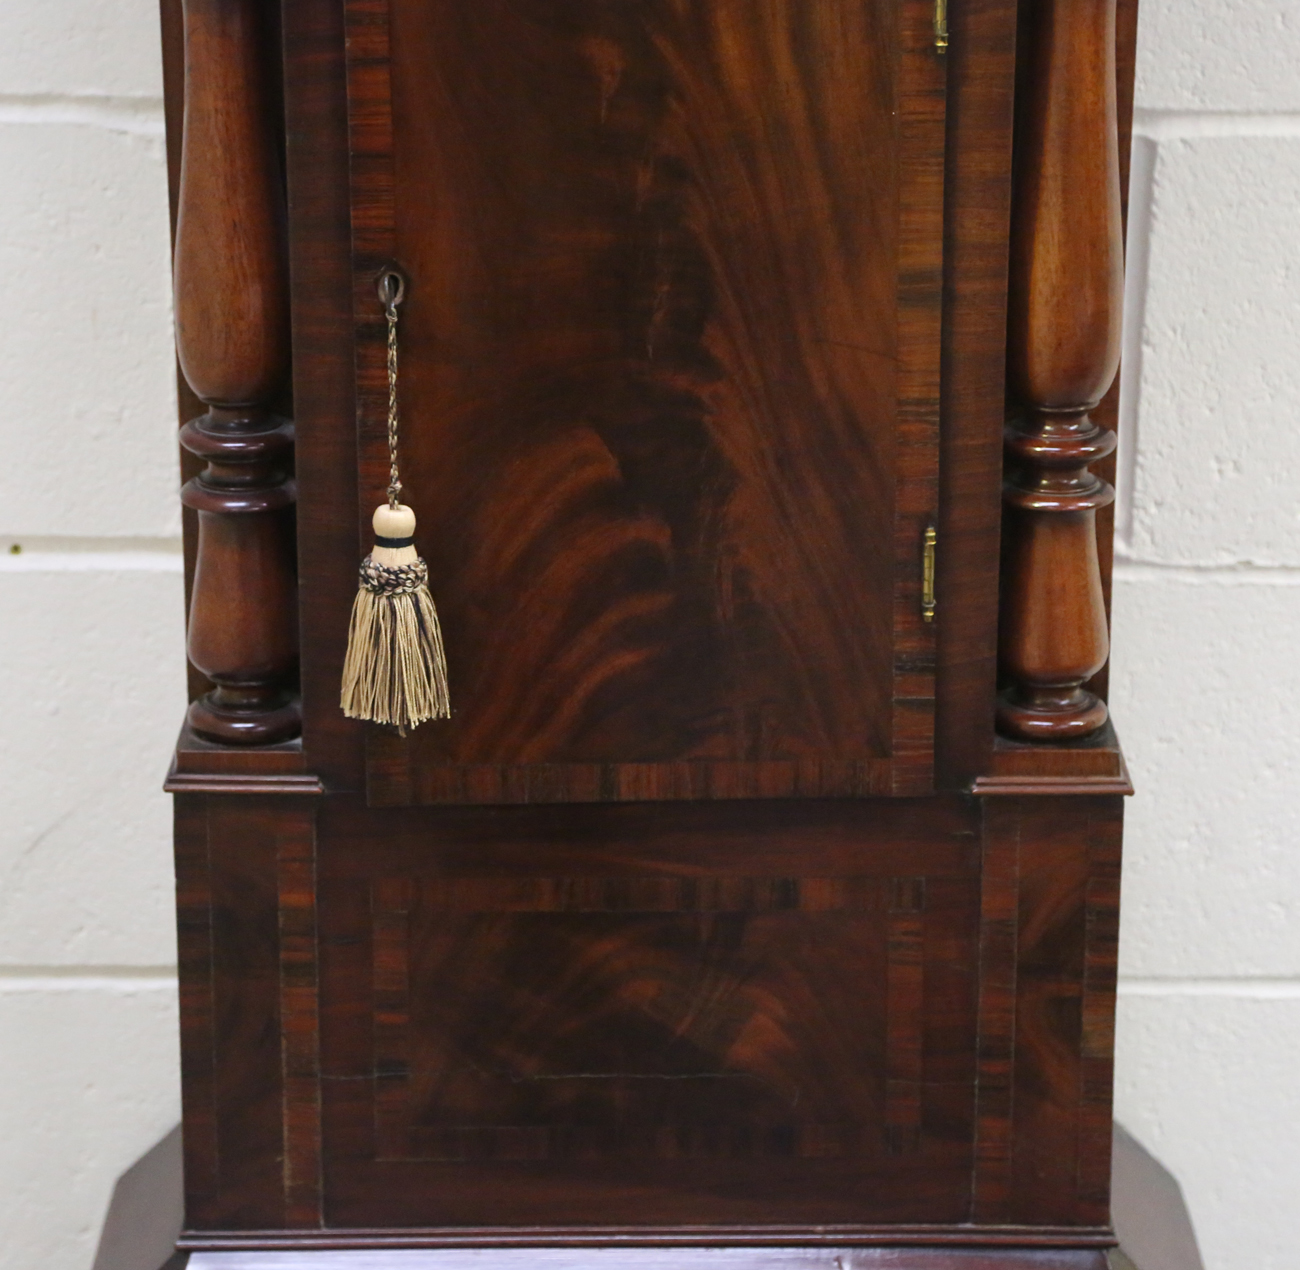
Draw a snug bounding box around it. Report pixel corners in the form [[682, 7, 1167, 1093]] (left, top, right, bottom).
[[161, 0, 1139, 1264]]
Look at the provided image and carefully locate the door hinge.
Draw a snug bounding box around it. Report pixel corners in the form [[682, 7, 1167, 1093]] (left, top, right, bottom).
[[934, 0, 949, 52], [922, 525, 937, 623]]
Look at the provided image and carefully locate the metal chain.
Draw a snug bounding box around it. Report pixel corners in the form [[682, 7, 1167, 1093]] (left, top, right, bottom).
[[385, 300, 402, 509]]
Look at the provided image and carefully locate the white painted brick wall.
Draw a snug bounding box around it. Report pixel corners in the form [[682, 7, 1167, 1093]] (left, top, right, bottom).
[[0, 981, 180, 1270], [0, 568, 184, 966], [1111, 2, 1300, 1266], [1123, 133, 1300, 566], [0, 119, 178, 539], [1135, 0, 1300, 111], [0, 4, 184, 1269], [0, 0, 163, 99], [1114, 993, 1300, 1270], [0, 1, 1296, 1268]]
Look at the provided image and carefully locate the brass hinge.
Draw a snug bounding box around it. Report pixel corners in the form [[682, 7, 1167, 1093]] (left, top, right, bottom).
[[922, 525, 937, 623], [934, 0, 949, 52]]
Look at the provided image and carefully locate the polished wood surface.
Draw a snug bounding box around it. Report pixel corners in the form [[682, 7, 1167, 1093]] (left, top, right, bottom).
[[279, 0, 363, 789], [997, 0, 1123, 742], [1086, 0, 1143, 713], [933, 0, 1018, 784], [160, 0, 1142, 1261], [174, 0, 300, 744], [172, 793, 1122, 1243], [320, 800, 980, 1228], [174, 0, 288, 405], [973, 724, 1133, 800], [347, 0, 946, 801], [271, 0, 1085, 799]]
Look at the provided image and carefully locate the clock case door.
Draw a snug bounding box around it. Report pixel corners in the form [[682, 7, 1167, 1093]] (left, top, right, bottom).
[[344, 0, 948, 805]]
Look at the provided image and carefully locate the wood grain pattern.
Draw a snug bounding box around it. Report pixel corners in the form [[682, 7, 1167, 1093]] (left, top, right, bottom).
[[192, 797, 286, 1229], [1006, 797, 1123, 1226], [319, 798, 981, 1229], [174, 0, 300, 744], [345, 0, 946, 802], [933, 0, 1018, 787], [174, 794, 219, 1225], [971, 798, 1019, 1220], [173, 0, 289, 406], [367, 872, 941, 1167], [885, 878, 927, 1156], [162, 0, 1144, 1257], [167, 718, 325, 796], [175, 796, 320, 1234], [973, 796, 1124, 1228], [1076, 807, 1122, 1222], [278, 811, 323, 1226], [996, 0, 1123, 742], [181, 463, 300, 743], [270, 0, 1121, 793], [974, 725, 1132, 798], [172, 793, 1126, 1243], [281, 0, 366, 790]]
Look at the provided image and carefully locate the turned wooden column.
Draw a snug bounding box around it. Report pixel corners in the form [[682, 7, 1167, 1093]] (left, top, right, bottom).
[[998, 0, 1123, 742], [174, 0, 299, 744]]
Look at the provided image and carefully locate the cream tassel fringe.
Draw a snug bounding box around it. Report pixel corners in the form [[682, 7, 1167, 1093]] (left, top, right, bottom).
[[341, 503, 450, 733]]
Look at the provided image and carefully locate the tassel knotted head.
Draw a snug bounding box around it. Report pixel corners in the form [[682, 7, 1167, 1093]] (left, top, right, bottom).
[[340, 502, 450, 732]]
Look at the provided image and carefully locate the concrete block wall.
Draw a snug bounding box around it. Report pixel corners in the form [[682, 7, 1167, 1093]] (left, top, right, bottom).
[[0, 3, 184, 1269], [1109, 6, 1300, 1270], [0, 1, 1295, 1268]]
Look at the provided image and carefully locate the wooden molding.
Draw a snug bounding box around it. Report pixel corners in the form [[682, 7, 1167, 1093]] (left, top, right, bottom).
[[166, 723, 324, 795], [178, 1225, 1118, 1251], [997, 0, 1124, 743], [974, 724, 1133, 796], [174, 0, 300, 746], [972, 773, 1134, 798], [166, 770, 325, 796]]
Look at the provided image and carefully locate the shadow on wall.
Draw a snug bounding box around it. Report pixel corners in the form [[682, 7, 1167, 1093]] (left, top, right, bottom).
[[1111, 1123, 1206, 1270], [91, 1124, 182, 1270], [94, 1123, 1202, 1270]]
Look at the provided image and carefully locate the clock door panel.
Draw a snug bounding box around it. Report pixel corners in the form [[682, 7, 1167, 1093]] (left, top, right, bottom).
[[345, 0, 948, 803]]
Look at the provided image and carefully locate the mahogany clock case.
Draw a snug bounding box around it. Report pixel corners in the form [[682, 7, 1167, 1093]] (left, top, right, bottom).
[[160, 0, 1139, 1261]]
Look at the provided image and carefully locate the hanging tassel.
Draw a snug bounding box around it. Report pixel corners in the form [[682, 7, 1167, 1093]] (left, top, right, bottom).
[[340, 502, 450, 731], [341, 268, 450, 732]]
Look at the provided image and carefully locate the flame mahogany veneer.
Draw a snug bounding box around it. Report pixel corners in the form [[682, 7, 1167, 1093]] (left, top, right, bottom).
[[162, 0, 1140, 1263]]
